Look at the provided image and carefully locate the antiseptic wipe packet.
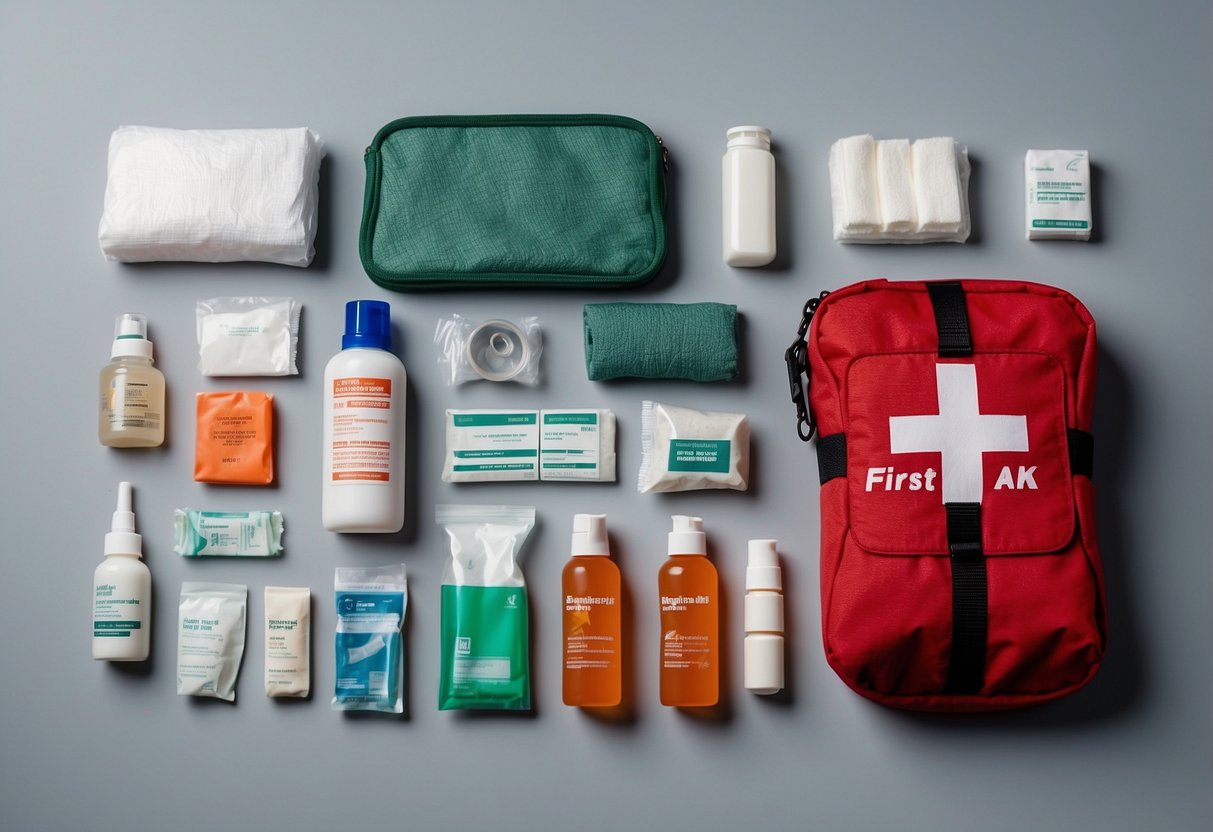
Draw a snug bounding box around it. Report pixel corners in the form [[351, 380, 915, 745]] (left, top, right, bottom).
[[177, 582, 247, 701], [174, 509, 284, 557], [333, 565, 406, 714], [436, 505, 535, 710]]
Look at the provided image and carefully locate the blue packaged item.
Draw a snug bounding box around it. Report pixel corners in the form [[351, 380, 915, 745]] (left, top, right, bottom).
[[332, 564, 406, 713]]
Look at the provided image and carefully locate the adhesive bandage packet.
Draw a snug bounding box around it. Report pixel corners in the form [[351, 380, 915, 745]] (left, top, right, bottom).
[[173, 509, 284, 557], [1025, 149, 1092, 240]]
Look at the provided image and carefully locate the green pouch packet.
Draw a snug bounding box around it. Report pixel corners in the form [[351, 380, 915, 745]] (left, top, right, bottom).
[[360, 115, 667, 291], [583, 302, 739, 381], [436, 504, 535, 711]]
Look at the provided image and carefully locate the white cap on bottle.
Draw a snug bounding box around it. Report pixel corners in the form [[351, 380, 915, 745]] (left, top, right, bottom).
[[726, 125, 771, 151], [668, 515, 706, 555], [746, 539, 782, 591], [104, 481, 143, 557], [110, 313, 154, 360], [571, 513, 609, 556]]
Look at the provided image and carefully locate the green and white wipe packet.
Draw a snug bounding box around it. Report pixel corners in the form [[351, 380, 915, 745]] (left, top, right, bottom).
[[435, 504, 535, 711], [174, 509, 284, 557]]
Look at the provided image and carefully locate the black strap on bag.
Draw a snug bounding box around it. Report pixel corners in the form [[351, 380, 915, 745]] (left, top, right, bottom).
[[944, 502, 986, 694], [925, 282, 987, 694], [927, 281, 973, 357]]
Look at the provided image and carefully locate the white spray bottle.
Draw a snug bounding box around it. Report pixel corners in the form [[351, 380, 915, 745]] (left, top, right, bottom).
[[92, 482, 151, 661], [744, 539, 784, 694]]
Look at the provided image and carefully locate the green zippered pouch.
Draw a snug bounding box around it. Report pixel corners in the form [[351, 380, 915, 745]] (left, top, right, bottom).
[[360, 114, 667, 291]]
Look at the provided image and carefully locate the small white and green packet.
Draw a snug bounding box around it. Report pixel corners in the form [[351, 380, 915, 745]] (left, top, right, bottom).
[[442, 410, 540, 482], [638, 400, 750, 493], [539, 409, 616, 482], [174, 509, 284, 557]]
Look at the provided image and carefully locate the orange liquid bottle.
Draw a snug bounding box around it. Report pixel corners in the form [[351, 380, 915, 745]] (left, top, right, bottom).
[[562, 514, 622, 707], [659, 515, 719, 707]]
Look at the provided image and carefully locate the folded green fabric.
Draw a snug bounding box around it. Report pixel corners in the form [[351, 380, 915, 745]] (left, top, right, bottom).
[[583, 302, 739, 381]]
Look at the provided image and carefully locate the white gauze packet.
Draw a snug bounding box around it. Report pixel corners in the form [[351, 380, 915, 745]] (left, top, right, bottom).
[[638, 401, 750, 493], [1025, 149, 1092, 240], [177, 582, 247, 701], [196, 297, 301, 376], [265, 587, 311, 699]]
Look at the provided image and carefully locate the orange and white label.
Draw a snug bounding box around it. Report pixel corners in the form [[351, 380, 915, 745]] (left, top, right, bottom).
[[330, 376, 393, 485]]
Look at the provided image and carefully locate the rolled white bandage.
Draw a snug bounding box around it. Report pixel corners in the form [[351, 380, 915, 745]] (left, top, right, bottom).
[[912, 137, 963, 233], [876, 139, 917, 233]]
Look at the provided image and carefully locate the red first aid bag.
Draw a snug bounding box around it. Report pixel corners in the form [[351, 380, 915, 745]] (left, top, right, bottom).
[[786, 279, 1107, 711]]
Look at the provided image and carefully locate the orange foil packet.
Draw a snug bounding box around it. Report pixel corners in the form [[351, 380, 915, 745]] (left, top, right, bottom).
[[194, 391, 274, 484]]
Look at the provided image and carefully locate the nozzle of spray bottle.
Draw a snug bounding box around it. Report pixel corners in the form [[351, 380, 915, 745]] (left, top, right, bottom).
[[104, 481, 142, 557]]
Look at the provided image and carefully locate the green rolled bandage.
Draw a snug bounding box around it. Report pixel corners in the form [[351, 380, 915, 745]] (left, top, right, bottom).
[[583, 302, 739, 381]]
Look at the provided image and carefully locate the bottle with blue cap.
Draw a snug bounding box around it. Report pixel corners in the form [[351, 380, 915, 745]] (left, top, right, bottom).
[[322, 300, 407, 533]]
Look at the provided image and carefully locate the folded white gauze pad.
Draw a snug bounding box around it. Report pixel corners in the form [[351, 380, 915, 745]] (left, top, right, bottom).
[[875, 139, 917, 232], [98, 126, 324, 267], [829, 135, 881, 236], [912, 137, 964, 233], [831, 134, 970, 244]]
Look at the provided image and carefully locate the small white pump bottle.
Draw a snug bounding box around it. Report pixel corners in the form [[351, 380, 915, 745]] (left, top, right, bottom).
[[722, 126, 776, 267], [92, 482, 151, 661], [744, 539, 784, 694]]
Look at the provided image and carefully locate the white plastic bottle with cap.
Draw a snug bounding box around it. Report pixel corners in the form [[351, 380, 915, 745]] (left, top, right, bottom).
[[744, 539, 784, 694], [92, 482, 151, 661], [98, 313, 165, 447], [562, 514, 622, 707], [323, 300, 407, 533], [722, 125, 776, 267]]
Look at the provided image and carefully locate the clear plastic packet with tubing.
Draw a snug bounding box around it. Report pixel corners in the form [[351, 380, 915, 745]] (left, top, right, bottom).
[[434, 314, 542, 385]]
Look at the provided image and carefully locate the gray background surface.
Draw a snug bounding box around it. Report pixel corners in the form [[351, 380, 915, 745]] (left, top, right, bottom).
[[1, 1, 1210, 830]]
